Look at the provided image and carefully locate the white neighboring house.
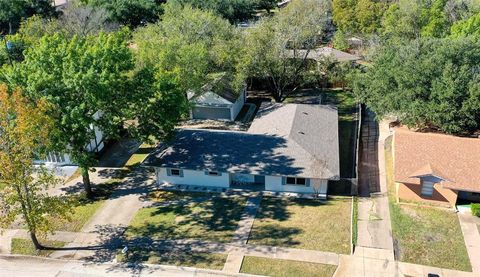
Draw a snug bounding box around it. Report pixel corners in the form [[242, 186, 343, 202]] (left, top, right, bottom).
[[188, 78, 246, 121], [34, 111, 105, 166], [144, 103, 340, 197]]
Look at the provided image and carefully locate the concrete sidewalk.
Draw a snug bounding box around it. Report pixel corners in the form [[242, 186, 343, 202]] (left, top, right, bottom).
[[458, 213, 480, 273], [0, 255, 259, 277]]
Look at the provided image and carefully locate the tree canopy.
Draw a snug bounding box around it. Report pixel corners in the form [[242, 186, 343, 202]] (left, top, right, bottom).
[[0, 0, 58, 34], [1, 31, 134, 198], [332, 0, 387, 35], [351, 38, 480, 134], [134, 3, 243, 93], [0, 85, 71, 249], [85, 0, 165, 28], [242, 0, 331, 101]]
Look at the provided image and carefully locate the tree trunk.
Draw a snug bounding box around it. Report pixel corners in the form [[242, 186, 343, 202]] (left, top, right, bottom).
[[81, 167, 94, 199], [30, 232, 44, 250]]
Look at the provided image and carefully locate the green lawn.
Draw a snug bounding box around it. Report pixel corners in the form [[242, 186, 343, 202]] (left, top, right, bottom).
[[117, 250, 227, 270], [385, 137, 472, 271], [11, 238, 65, 257], [248, 197, 351, 254], [125, 143, 155, 167], [240, 256, 337, 277], [126, 193, 247, 243]]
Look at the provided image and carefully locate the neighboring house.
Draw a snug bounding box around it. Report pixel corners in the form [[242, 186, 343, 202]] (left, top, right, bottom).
[[34, 111, 105, 166], [394, 128, 480, 208], [188, 78, 246, 121], [289, 47, 361, 63], [144, 103, 340, 197]]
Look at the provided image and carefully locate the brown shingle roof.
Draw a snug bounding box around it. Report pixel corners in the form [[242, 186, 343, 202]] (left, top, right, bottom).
[[394, 128, 480, 192]]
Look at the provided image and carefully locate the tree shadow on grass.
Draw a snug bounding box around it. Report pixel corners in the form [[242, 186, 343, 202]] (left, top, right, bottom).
[[249, 223, 302, 247]]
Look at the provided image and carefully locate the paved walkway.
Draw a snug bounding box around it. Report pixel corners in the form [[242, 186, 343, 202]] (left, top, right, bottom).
[[458, 213, 480, 273], [50, 167, 155, 260], [356, 112, 394, 251]]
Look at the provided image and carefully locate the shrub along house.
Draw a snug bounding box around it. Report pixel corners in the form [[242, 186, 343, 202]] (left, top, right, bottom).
[[144, 103, 340, 197], [393, 128, 480, 208], [187, 74, 246, 121]]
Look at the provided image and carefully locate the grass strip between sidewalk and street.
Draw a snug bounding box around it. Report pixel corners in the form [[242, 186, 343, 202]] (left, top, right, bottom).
[[11, 238, 65, 257], [240, 256, 337, 277]]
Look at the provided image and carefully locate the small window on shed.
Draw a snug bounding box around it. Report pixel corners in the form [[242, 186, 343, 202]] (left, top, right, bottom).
[[170, 169, 181, 176], [207, 171, 221, 176], [296, 178, 306, 185], [286, 177, 296, 185], [421, 181, 434, 196]]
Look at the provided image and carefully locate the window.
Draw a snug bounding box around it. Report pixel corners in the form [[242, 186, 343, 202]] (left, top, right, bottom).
[[286, 177, 296, 185], [421, 181, 434, 196], [285, 177, 308, 186], [206, 171, 221, 176], [169, 169, 182, 176]]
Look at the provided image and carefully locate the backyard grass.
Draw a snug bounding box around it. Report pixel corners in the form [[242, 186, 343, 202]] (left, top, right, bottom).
[[240, 256, 337, 277], [126, 193, 247, 243], [117, 249, 227, 270], [11, 238, 65, 257], [385, 137, 472, 272], [248, 197, 351, 254], [125, 143, 155, 167]]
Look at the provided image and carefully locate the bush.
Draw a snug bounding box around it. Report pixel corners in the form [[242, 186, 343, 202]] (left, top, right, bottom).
[[471, 204, 480, 217]]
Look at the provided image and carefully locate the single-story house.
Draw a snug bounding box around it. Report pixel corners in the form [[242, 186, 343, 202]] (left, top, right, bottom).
[[288, 47, 361, 63], [187, 76, 246, 121], [34, 111, 105, 166], [144, 103, 340, 196], [394, 128, 480, 207]]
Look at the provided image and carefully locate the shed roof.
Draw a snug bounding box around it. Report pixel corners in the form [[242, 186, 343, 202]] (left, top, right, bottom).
[[144, 103, 340, 179], [394, 128, 480, 192]]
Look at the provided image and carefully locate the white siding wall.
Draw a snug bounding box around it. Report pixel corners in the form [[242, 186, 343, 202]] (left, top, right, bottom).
[[230, 87, 246, 121], [265, 176, 328, 193], [156, 168, 230, 188]]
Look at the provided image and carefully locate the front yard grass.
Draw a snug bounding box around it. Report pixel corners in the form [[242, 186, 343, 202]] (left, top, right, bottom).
[[240, 256, 337, 277], [11, 238, 65, 257], [248, 197, 351, 254], [117, 249, 227, 270], [385, 137, 472, 272], [126, 193, 247, 243]]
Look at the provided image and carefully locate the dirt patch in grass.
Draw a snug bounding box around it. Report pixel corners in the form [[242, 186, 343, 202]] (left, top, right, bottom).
[[248, 197, 351, 254], [11, 238, 65, 257], [126, 193, 247, 243], [385, 137, 471, 271], [240, 256, 337, 277]]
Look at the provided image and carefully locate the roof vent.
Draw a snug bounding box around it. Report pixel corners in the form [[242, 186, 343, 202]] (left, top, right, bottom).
[[298, 131, 305, 135], [303, 112, 308, 115]]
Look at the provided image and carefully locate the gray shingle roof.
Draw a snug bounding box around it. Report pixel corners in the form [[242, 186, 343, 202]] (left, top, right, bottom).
[[144, 103, 340, 179]]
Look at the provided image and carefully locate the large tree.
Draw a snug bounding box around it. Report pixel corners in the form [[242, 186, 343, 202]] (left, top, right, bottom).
[[170, 0, 262, 23], [85, 0, 165, 28], [350, 38, 480, 134], [134, 3, 243, 93], [0, 0, 57, 34], [332, 0, 388, 35], [1, 31, 133, 198], [241, 0, 331, 102], [0, 85, 71, 250]]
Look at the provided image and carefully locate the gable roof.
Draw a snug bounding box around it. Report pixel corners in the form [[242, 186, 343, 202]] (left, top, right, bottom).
[[394, 128, 480, 192], [289, 47, 361, 62], [187, 74, 240, 105], [144, 103, 340, 179]]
